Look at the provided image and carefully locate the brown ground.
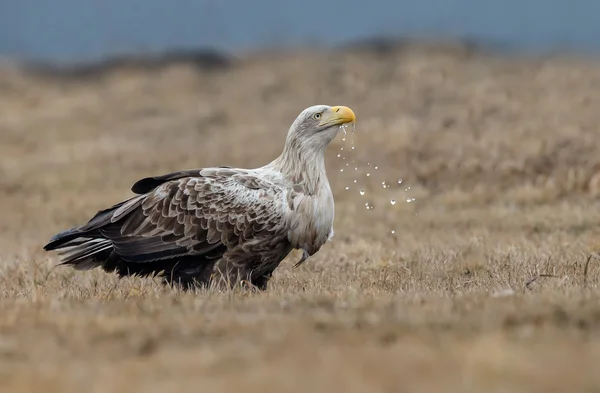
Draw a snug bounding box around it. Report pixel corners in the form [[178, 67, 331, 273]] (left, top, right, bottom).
[[1, 41, 600, 392]]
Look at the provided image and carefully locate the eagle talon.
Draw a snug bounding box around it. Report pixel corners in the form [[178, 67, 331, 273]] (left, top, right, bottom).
[[294, 249, 310, 268]]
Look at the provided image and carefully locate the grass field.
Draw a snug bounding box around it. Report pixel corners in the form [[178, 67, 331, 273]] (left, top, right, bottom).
[[1, 41, 600, 392]]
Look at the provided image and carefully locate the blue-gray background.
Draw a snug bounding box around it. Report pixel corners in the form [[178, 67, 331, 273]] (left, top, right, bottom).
[[1, 0, 599, 62]]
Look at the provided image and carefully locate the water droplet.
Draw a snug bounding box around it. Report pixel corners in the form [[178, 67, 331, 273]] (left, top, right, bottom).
[[381, 181, 387, 188], [354, 167, 358, 171], [345, 186, 350, 190], [391, 230, 396, 234], [340, 169, 344, 172], [337, 154, 341, 158], [397, 178, 403, 184], [351, 146, 355, 150], [366, 173, 371, 177], [406, 198, 416, 203], [340, 147, 344, 151], [346, 163, 349, 166], [359, 190, 365, 196], [390, 199, 396, 205], [353, 180, 357, 183], [374, 166, 379, 170], [367, 162, 371, 166]]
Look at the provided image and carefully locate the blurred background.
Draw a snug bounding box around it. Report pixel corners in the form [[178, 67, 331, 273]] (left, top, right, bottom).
[[2, 0, 600, 254], [2, 0, 600, 62], [3, 2, 600, 392]]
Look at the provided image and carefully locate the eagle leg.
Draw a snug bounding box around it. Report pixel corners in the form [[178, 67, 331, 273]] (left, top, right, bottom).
[[294, 249, 310, 268]]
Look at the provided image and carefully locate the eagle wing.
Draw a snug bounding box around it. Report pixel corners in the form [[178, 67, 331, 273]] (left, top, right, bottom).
[[100, 167, 291, 264]]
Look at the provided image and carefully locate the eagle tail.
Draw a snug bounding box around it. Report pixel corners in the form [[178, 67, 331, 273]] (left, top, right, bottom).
[[43, 194, 148, 267], [53, 237, 115, 271], [43, 220, 114, 270]]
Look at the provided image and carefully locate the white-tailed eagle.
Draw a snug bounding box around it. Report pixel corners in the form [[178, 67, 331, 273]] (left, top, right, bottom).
[[43, 105, 356, 290]]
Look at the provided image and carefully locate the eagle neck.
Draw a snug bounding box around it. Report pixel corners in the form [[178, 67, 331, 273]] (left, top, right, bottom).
[[272, 140, 328, 195]]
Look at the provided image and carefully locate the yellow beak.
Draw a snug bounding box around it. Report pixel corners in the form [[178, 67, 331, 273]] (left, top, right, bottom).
[[320, 105, 356, 126]]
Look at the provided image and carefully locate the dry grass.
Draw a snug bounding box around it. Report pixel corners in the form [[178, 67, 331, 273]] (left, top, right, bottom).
[[1, 41, 600, 392]]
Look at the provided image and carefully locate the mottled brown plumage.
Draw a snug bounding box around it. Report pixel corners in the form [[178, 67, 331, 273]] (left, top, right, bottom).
[[43, 105, 356, 290]]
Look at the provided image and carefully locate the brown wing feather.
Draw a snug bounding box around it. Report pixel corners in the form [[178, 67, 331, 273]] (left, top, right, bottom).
[[130, 166, 232, 194], [102, 168, 288, 264]]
